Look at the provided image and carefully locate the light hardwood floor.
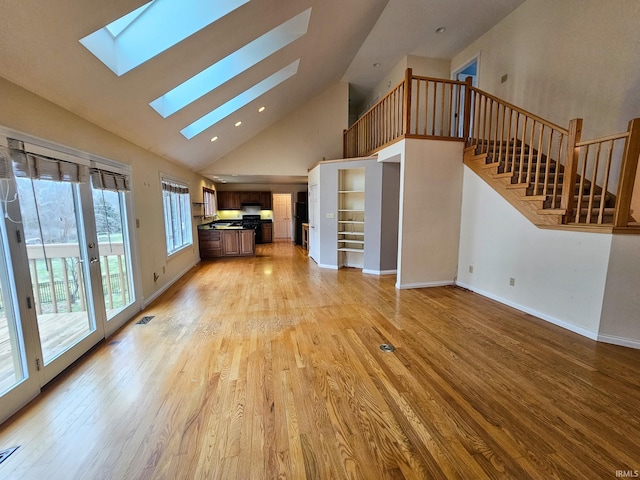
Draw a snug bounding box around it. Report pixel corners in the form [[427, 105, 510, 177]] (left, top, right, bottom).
[[0, 241, 639, 479]]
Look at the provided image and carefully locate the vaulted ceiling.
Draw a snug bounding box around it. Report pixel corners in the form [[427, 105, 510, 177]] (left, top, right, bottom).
[[0, 0, 524, 182]]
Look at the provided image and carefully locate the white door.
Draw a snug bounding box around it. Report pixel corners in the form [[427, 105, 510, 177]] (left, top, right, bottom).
[[273, 194, 292, 240]]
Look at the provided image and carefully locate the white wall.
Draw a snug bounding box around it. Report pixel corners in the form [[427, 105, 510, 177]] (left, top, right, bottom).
[[396, 139, 464, 288], [451, 0, 640, 139], [457, 166, 613, 337], [599, 234, 640, 348], [204, 82, 349, 177], [0, 76, 214, 306]]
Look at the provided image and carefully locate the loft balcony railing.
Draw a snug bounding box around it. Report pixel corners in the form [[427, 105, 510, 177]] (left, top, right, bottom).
[[343, 68, 640, 228]]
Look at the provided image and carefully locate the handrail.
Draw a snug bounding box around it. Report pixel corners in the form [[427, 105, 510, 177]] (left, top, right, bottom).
[[470, 87, 568, 134], [342, 68, 640, 228]]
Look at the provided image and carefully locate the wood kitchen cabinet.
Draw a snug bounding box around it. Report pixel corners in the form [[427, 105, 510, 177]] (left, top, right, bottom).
[[217, 191, 241, 210], [261, 222, 273, 243], [222, 229, 255, 256], [239, 191, 261, 204], [198, 229, 222, 258], [260, 192, 272, 210]]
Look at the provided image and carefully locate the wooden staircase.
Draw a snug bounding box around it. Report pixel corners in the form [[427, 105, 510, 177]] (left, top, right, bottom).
[[463, 138, 619, 228]]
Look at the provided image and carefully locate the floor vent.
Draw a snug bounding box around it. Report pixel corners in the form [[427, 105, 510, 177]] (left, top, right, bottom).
[[379, 343, 395, 353], [0, 446, 19, 465], [136, 315, 154, 325]]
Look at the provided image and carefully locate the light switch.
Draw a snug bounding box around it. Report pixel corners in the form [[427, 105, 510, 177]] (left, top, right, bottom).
[[326, 213, 334, 219]]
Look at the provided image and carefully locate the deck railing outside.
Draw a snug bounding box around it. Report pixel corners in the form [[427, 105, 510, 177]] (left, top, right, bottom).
[[343, 68, 640, 228]]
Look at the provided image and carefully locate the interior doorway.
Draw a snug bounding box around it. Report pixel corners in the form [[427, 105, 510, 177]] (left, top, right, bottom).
[[453, 54, 479, 86], [272, 193, 292, 240]]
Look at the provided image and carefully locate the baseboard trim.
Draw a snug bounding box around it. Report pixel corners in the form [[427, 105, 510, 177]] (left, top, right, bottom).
[[143, 262, 198, 308], [597, 334, 640, 350], [362, 269, 397, 276], [455, 281, 599, 341], [318, 263, 339, 270], [395, 280, 454, 290]]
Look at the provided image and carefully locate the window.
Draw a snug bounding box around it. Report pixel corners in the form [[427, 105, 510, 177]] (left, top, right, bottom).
[[203, 187, 216, 217], [162, 178, 192, 255]]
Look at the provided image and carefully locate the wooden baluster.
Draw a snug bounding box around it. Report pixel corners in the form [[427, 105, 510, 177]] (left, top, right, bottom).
[[598, 140, 614, 224], [511, 113, 519, 176], [576, 146, 588, 223], [553, 133, 565, 208], [431, 81, 437, 136], [518, 117, 528, 183], [526, 120, 536, 185], [486, 98, 493, 154], [587, 142, 602, 224], [455, 83, 462, 137], [613, 118, 640, 227], [534, 124, 544, 195], [343, 129, 347, 158], [505, 109, 513, 173], [440, 81, 445, 136], [498, 104, 506, 167], [543, 127, 553, 196], [462, 78, 473, 140], [560, 119, 583, 222]]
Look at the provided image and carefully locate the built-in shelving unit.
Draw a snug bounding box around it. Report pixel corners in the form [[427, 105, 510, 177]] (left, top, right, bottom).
[[338, 168, 365, 268]]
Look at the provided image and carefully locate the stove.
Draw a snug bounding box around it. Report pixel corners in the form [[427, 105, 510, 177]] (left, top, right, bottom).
[[242, 215, 262, 243]]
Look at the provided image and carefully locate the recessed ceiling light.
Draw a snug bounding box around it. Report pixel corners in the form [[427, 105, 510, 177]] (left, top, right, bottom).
[[210, 136, 218, 142], [235, 121, 242, 127], [258, 106, 266, 113], [373, 62, 381, 68], [436, 27, 446, 34]]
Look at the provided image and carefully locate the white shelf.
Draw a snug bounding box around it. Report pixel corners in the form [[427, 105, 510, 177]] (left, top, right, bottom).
[[338, 220, 364, 224], [338, 231, 364, 236], [338, 209, 364, 212], [338, 239, 364, 245], [338, 190, 364, 194], [338, 247, 364, 252]]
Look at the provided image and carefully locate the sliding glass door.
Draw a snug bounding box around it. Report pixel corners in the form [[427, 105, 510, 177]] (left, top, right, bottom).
[[0, 136, 139, 419]]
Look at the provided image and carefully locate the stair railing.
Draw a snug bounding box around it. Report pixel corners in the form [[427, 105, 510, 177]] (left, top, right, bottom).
[[342, 68, 640, 228]]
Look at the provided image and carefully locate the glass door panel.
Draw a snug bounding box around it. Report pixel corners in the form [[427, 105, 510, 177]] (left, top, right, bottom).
[[91, 188, 134, 321], [15, 177, 98, 365]]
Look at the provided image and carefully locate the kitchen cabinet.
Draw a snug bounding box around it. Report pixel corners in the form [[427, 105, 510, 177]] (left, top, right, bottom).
[[239, 191, 261, 204], [217, 191, 241, 210], [198, 229, 222, 258], [198, 228, 255, 258], [260, 192, 272, 210], [222, 229, 255, 256], [216, 191, 272, 210], [261, 222, 273, 243]]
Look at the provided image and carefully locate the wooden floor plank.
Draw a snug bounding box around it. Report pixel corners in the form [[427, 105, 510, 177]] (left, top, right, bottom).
[[1, 241, 639, 479]]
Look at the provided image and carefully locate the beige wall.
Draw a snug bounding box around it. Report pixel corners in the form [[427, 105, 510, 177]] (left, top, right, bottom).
[[361, 55, 451, 115], [394, 139, 464, 288], [0, 76, 215, 306], [451, 0, 640, 139], [203, 82, 349, 177]]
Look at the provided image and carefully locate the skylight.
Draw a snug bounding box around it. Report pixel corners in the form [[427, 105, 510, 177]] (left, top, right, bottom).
[[150, 8, 311, 118], [180, 60, 300, 140], [80, 0, 250, 76]]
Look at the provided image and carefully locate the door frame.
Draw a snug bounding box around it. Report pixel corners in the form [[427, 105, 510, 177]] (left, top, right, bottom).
[[272, 193, 292, 240]]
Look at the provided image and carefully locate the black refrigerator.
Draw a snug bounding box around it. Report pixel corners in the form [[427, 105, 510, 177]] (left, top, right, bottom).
[[294, 202, 308, 245]]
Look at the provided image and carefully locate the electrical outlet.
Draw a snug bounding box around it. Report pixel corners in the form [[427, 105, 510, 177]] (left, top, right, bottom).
[[509, 277, 516, 286], [469, 265, 474, 273]]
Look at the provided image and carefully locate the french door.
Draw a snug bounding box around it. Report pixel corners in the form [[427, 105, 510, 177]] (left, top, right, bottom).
[[0, 136, 139, 422]]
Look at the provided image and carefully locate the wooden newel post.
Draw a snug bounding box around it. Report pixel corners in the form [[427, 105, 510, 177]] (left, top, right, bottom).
[[343, 129, 347, 158], [613, 118, 640, 227], [402, 68, 412, 135], [462, 76, 473, 140], [560, 118, 583, 222]]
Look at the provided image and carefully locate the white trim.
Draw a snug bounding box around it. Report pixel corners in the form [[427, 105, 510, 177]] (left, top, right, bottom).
[[451, 51, 481, 82], [318, 263, 339, 270], [597, 334, 640, 350], [395, 280, 455, 290], [143, 262, 198, 308], [455, 281, 599, 341], [362, 269, 397, 275]]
